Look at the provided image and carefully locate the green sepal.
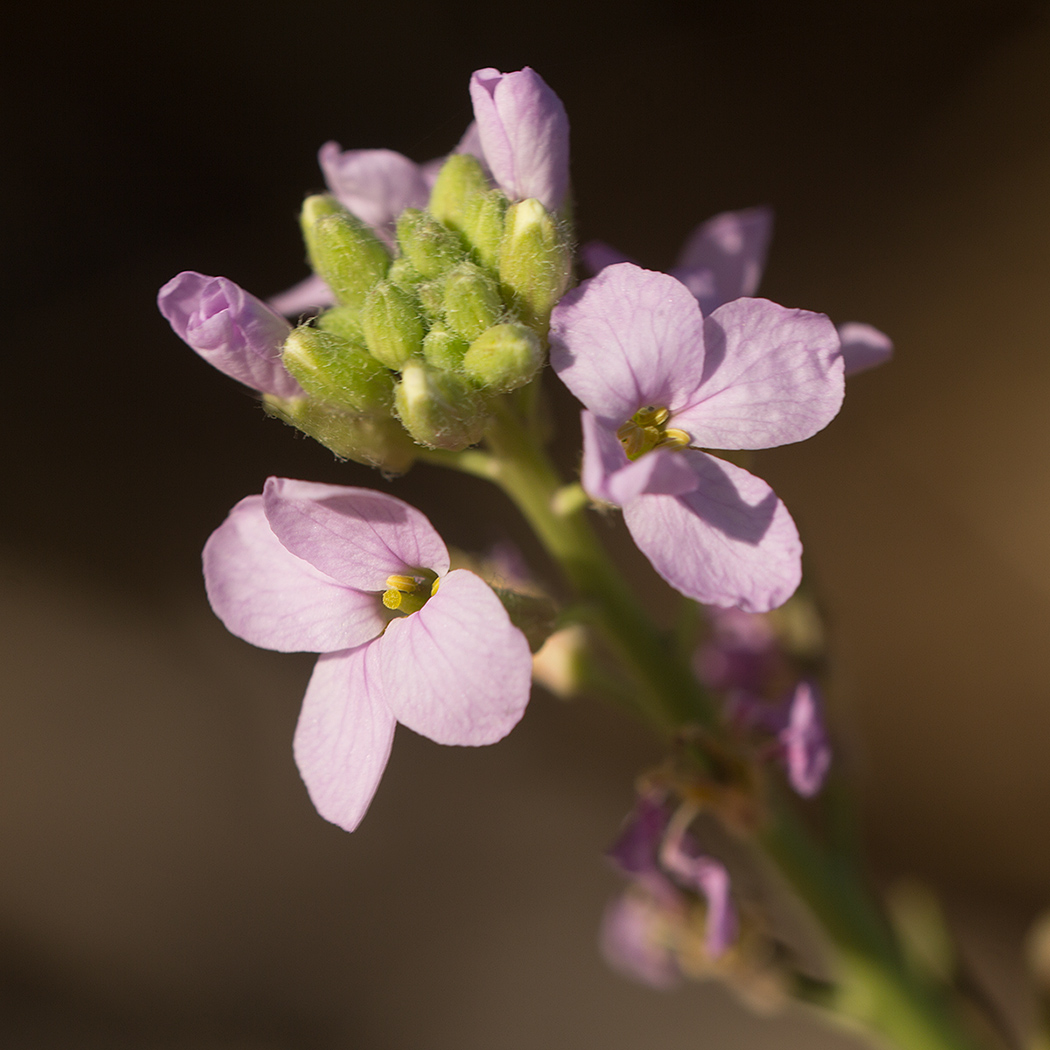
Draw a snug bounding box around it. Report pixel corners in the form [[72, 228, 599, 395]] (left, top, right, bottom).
[[394, 360, 490, 450], [263, 395, 416, 474], [300, 195, 391, 312], [442, 261, 503, 341], [462, 323, 543, 393], [387, 257, 426, 291], [315, 305, 364, 343], [498, 198, 572, 332], [422, 325, 470, 372], [461, 189, 508, 273], [395, 207, 464, 279], [428, 154, 489, 235], [281, 325, 394, 412], [361, 282, 425, 370]]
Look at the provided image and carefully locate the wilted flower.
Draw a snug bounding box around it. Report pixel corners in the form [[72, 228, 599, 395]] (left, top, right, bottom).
[[203, 477, 533, 830]]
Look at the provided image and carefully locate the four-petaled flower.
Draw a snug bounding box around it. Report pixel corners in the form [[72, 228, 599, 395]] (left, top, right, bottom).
[[204, 477, 533, 831], [550, 262, 845, 613]]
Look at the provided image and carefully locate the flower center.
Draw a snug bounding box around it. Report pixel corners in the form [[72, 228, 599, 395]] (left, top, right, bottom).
[[382, 572, 440, 615], [617, 405, 691, 461]]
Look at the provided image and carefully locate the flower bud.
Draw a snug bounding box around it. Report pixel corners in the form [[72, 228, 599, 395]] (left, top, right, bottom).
[[387, 257, 426, 291], [315, 304, 363, 343], [460, 189, 507, 272], [442, 261, 503, 341], [360, 282, 425, 370], [395, 208, 464, 279], [263, 395, 416, 474], [428, 154, 490, 234], [422, 325, 469, 371], [281, 325, 394, 412], [394, 360, 490, 450], [462, 323, 543, 393], [498, 198, 572, 331], [300, 195, 391, 311]]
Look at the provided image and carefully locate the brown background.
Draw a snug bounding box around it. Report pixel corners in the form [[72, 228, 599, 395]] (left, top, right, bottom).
[[3, 1, 1050, 1045]]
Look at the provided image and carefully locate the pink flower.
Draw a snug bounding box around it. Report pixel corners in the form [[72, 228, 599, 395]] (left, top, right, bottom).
[[583, 208, 892, 377], [550, 263, 844, 612], [203, 478, 533, 831]]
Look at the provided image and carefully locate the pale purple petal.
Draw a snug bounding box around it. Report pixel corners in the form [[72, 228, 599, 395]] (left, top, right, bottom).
[[469, 67, 569, 212], [202, 496, 385, 652], [318, 142, 430, 238], [671, 854, 737, 958], [580, 240, 636, 275], [600, 894, 682, 988], [378, 569, 532, 745], [580, 412, 699, 506], [262, 478, 450, 590], [157, 272, 302, 398], [607, 796, 671, 876], [267, 274, 335, 318], [293, 646, 397, 832], [671, 206, 773, 315], [451, 121, 491, 177], [837, 321, 893, 376], [672, 298, 844, 450], [550, 265, 709, 428], [780, 680, 831, 797], [622, 452, 802, 613]]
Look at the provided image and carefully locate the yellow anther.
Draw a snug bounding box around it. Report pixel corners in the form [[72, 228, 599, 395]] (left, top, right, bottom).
[[617, 406, 692, 461], [430, 577, 440, 596], [385, 574, 419, 592], [382, 587, 405, 610], [658, 428, 691, 451]]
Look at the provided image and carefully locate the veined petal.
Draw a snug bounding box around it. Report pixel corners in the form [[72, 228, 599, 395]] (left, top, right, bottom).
[[318, 143, 430, 240], [378, 569, 532, 745], [550, 264, 709, 428], [469, 67, 570, 212], [158, 272, 302, 398], [267, 273, 336, 318], [262, 478, 450, 589], [672, 298, 844, 450], [293, 646, 396, 832], [622, 452, 802, 612], [203, 496, 385, 652], [671, 206, 773, 316], [837, 321, 893, 376]]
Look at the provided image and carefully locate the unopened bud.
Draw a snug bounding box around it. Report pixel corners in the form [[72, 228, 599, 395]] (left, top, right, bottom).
[[422, 325, 469, 371], [461, 189, 507, 272], [442, 261, 503, 341], [396, 208, 464, 279], [361, 282, 425, 370], [498, 198, 571, 331], [394, 360, 489, 450], [462, 323, 543, 393], [300, 195, 391, 312], [428, 154, 490, 234], [387, 257, 425, 291], [315, 305, 363, 343], [281, 325, 394, 412], [263, 395, 415, 474]]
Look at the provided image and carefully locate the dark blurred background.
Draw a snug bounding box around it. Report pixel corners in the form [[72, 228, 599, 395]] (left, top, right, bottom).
[[3, 0, 1050, 1045]]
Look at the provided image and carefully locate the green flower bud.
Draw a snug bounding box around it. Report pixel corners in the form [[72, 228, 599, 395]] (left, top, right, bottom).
[[394, 360, 490, 450], [281, 325, 394, 412], [462, 323, 543, 393], [442, 261, 503, 341], [395, 208, 464, 279], [315, 305, 363, 343], [263, 395, 415, 474], [361, 281, 425, 370], [422, 325, 469, 371], [428, 154, 489, 235], [498, 198, 572, 332], [415, 276, 447, 320], [387, 257, 426, 291], [461, 189, 507, 272], [300, 195, 391, 312]]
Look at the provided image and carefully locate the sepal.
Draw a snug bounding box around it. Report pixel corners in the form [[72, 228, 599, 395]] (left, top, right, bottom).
[[361, 281, 425, 369], [498, 198, 571, 331], [281, 325, 394, 412], [395, 207, 465, 279], [394, 360, 489, 450], [462, 323, 543, 392]]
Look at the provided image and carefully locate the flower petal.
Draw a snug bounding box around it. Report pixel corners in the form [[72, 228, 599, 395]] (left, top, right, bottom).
[[622, 452, 802, 612], [378, 569, 532, 745], [672, 297, 844, 450], [267, 274, 336, 318], [671, 206, 773, 315], [600, 893, 683, 988], [837, 321, 893, 376], [293, 646, 396, 832], [318, 143, 430, 240], [262, 477, 450, 590], [780, 680, 831, 798], [607, 797, 671, 876], [203, 495, 385, 652], [157, 272, 302, 398], [469, 67, 570, 212], [550, 264, 709, 428]]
